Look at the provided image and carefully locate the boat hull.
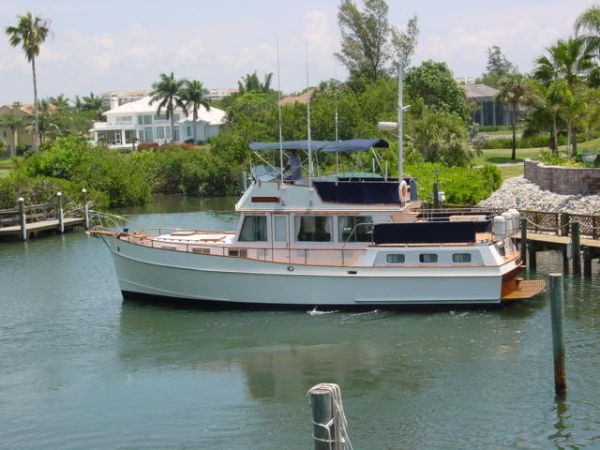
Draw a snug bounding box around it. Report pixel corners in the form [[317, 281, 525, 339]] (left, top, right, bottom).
[[102, 235, 514, 307]]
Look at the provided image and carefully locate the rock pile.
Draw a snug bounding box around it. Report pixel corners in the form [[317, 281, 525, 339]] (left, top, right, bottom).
[[479, 177, 600, 214]]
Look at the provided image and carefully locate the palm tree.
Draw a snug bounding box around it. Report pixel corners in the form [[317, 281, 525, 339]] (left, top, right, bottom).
[[5, 12, 50, 153], [533, 37, 596, 154], [181, 80, 211, 144], [150, 73, 187, 143], [497, 73, 531, 161], [26, 100, 59, 144], [0, 110, 24, 157], [575, 5, 600, 52], [237, 72, 273, 94], [49, 94, 70, 110]]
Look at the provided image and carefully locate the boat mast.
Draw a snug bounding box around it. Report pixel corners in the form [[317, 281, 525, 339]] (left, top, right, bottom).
[[398, 62, 404, 183], [306, 44, 313, 186], [334, 57, 340, 173], [277, 39, 284, 182]]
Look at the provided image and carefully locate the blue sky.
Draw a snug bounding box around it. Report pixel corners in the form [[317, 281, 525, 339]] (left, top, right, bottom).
[[0, 0, 596, 104]]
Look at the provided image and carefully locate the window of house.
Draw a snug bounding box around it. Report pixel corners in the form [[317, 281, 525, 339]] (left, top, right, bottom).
[[156, 126, 165, 139], [116, 116, 132, 124], [295, 216, 332, 242], [138, 130, 144, 141], [143, 115, 152, 125], [452, 253, 472, 263], [166, 126, 172, 139], [274, 216, 287, 242], [187, 125, 192, 137], [154, 113, 168, 121], [338, 216, 373, 242], [137, 116, 143, 126], [173, 127, 180, 142], [173, 113, 180, 122], [238, 216, 267, 242], [125, 130, 136, 144], [386, 253, 405, 264], [144, 127, 153, 142], [419, 254, 438, 263]]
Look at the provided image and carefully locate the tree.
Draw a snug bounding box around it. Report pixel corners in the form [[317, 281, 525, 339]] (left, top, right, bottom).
[[480, 46, 516, 87], [27, 100, 59, 144], [150, 72, 187, 143], [497, 73, 531, 161], [405, 61, 470, 122], [181, 80, 211, 144], [534, 37, 597, 153], [5, 12, 50, 153], [575, 5, 600, 52], [0, 110, 24, 157], [390, 16, 419, 71], [237, 72, 273, 94], [336, 0, 390, 82], [48, 94, 70, 111]]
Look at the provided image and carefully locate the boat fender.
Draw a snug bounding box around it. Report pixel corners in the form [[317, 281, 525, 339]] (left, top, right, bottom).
[[399, 180, 409, 203]]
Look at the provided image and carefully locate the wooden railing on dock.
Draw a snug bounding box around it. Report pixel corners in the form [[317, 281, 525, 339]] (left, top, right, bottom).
[[0, 189, 91, 241]]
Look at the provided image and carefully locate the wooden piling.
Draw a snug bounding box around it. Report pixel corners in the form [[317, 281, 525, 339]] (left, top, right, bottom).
[[559, 213, 570, 237], [520, 218, 527, 266], [309, 386, 341, 450], [57, 192, 64, 234], [433, 182, 440, 209], [17, 197, 27, 241], [82, 188, 90, 230], [583, 248, 592, 278], [562, 246, 569, 274], [549, 273, 567, 398], [528, 241, 537, 271], [571, 222, 581, 276]]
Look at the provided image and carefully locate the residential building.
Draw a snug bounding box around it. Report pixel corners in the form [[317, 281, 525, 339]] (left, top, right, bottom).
[[278, 89, 313, 106], [459, 81, 525, 127], [90, 96, 226, 148], [0, 102, 56, 155], [207, 88, 238, 102], [101, 90, 152, 109]]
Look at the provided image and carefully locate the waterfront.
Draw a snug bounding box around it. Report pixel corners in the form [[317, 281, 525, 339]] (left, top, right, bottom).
[[1, 196, 599, 449]]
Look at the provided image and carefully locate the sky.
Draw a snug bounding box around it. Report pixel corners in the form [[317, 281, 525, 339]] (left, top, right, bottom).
[[0, 0, 596, 105]]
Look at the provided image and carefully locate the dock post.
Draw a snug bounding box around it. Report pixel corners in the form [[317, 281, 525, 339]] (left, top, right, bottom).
[[571, 222, 581, 276], [562, 247, 569, 274], [17, 197, 27, 241], [549, 273, 567, 398], [559, 213, 570, 237], [528, 241, 537, 271], [520, 218, 527, 266], [57, 192, 64, 234], [432, 182, 440, 209], [82, 188, 89, 230], [309, 384, 344, 450], [583, 248, 592, 278]]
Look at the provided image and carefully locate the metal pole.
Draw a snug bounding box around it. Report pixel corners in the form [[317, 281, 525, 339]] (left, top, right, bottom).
[[520, 218, 527, 266], [549, 273, 567, 398], [17, 197, 27, 241], [306, 45, 313, 186], [398, 63, 404, 182], [57, 192, 64, 234], [277, 38, 284, 182], [572, 222, 581, 276], [82, 188, 89, 230], [309, 387, 340, 450]]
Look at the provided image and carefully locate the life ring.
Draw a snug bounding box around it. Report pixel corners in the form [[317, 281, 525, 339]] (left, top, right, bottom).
[[399, 180, 409, 203]]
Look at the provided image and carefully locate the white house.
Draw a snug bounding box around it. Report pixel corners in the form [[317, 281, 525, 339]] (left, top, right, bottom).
[[91, 96, 226, 148]]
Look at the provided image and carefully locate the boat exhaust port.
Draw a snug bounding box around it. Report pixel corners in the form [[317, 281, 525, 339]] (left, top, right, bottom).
[[347, 270, 357, 275]]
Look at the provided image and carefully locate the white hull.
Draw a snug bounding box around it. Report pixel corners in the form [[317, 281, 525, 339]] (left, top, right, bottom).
[[102, 236, 516, 306]]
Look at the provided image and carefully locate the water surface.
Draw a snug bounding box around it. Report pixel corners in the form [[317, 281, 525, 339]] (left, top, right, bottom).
[[1, 195, 599, 449]]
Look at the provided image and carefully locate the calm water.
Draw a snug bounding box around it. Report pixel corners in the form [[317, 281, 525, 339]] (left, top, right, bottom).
[[1, 195, 599, 450]]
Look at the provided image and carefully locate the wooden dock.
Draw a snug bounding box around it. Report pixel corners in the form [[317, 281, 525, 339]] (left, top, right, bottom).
[[0, 191, 90, 242]]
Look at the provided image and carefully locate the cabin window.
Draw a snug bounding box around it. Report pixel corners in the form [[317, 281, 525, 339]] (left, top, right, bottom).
[[239, 216, 267, 241], [274, 216, 288, 242], [386, 253, 405, 264], [338, 216, 373, 242], [295, 216, 332, 242], [452, 253, 472, 263], [419, 253, 438, 263]]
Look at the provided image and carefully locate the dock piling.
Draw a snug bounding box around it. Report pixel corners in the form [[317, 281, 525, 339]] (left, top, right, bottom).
[[17, 197, 27, 241], [583, 248, 593, 278], [82, 188, 90, 230], [520, 218, 527, 266], [559, 213, 569, 237], [571, 222, 581, 276], [309, 384, 347, 450], [57, 192, 64, 234], [549, 273, 567, 398], [528, 241, 537, 271]]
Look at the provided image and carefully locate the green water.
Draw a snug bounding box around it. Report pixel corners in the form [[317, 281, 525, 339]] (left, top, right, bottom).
[[1, 195, 599, 449]]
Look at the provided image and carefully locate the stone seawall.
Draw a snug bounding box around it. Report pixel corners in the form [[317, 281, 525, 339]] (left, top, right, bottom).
[[524, 160, 600, 195]]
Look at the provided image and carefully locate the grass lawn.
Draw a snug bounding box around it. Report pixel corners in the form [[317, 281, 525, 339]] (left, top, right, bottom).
[[0, 157, 16, 178], [497, 165, 524, 179], [473, 147, 542, 165], [481, 127, 523, 137]]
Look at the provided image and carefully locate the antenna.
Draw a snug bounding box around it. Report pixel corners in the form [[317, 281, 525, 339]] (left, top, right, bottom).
[[398, 62, 404, 183], [306, 44, 313, 186], [277, 39, 284, 183]]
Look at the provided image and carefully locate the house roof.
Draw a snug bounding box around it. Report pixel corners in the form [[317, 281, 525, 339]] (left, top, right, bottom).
[[104, 96, 226, 125], [278, 89, 313, 106], [463, 84, 499, 99], [0, 103, 57, 115]]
